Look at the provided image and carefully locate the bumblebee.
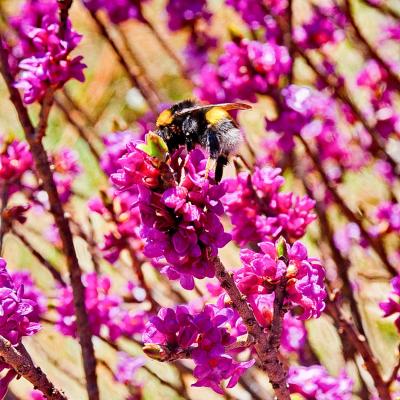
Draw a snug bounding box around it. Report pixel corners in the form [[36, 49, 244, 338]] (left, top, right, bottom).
[[155, 100, 251, 182]]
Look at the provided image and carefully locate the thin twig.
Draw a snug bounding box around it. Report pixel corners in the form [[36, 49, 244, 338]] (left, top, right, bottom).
[[0, 336, 67, 400], [88, 10, 159, 114], [11, 227, 66, 286], [144, 18, 191, 82], [57, 0, 73, 38], [0, 40, 99, 400], [326, 295, 391, 400], [360, 0, 400, 19], [387, 344, 400, 385], [61, 88, 95, 126], [213, 256, 290, 399], [0, 182, 9, 254], [116, 25, 164, 103], [54, 97, 103, 162]]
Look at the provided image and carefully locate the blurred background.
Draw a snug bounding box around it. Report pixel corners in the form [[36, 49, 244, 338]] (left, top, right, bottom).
[[0, 0, 399, 399]]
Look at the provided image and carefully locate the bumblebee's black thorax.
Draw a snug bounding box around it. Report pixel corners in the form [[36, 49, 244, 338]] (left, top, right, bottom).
[[156, 100, 209, 152]]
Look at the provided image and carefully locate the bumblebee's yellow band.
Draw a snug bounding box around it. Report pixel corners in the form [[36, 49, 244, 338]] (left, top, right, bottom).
[[205, 107, 230, 125]]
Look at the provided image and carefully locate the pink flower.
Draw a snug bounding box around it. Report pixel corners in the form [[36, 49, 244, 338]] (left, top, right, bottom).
[[235, 241, 326, 320]]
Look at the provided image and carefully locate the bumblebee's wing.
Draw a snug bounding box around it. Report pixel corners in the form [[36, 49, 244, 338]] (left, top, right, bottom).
[[174, 102, 251, 116]]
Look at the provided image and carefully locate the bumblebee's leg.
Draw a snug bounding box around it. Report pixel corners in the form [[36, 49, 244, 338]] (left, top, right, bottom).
[[204, 128, 221, 180], [215, 155, 228, 183]]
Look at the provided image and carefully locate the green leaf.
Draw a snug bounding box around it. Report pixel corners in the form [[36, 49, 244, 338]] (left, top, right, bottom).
[[137, 132, 169, 161], [276, 236, 287, 259]]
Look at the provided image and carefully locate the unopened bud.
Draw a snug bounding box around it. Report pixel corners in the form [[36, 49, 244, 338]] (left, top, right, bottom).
[[142, 344, 168, 361]]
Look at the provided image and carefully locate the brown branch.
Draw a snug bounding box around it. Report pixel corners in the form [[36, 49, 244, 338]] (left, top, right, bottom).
[[360, 0, 400, 20], [0, 336, 67, 400], [54, 97, 102, 162], [11, 227, 66, 286], [61, 88, 95, 126], [297, 134, 397, 277], [116, 25, 164, 103], [326, 295, 391, 400], [213, 256, 290, 399], [36, 90, 55, 142], [143, 18, 191, 82], [387, 344, 400, 385], [57, 0, 73, 38], [127, 247, 159, 313], [88, 10, 159, 114], [0, 182, 9, 254], [0, 40, 99, 400]]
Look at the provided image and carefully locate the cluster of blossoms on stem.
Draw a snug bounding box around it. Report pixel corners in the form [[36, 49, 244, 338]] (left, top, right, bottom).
[[112, 145, 230, 290], [380, 276, 400, 332], [114, 353, 145, 399], [0, 134, 82, 207], [55, 273, 147, 341], [143, 304, 254, 394], [236, 241, 326, 320], [101, 130, 140, 177], [196, 39, 291, 103], [288, 365, 353, 400], [333, 222, 368, 256], [293, 4, 347, 49], [225, 0, 287, 31], [205, 282, 307, 356], [83, 0, 148, 24], [166, 0, 211, 31], [88, 190, 143, 264], [265, 85, 368, 176], [50, 148, 82, 203], [223, 166, 316, 245], [356, 60, 400, 140], [0, 139, 33, 194], [374, 201, 400, 235], [0, 259, 42, 397], [10, 271, 47, 320], [10, 0, 85, 104]]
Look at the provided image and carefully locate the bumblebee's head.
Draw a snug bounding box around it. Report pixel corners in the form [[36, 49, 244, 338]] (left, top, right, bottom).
[[156, 109, 174, 128]]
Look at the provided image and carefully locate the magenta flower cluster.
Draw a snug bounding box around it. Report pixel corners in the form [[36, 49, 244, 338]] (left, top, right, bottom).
[[196, 39, 291, 103], [88, 191, 143, 264], [11, 0, 85, 104], [0, 135, 82, 207], [380, 276, 400, 332], [55, 273, 147, 341], [236, 241, 326, 320], [83, 0, 148, 24], [225, 0, 287, 30], [375, 201, 400, 234], [10, 271, 47, 321], [288, 365, 353, 400], [293, 5, 346, 49], [356, 60, 400, 140], [143, 304, 254, 394], [112, 146, 230, 290], [0, 140, 33, 193], [223, 166, 316, 245], [166, 0, 211, 31], [51, 148, 82, 203], [0, 259, 42, 398]]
